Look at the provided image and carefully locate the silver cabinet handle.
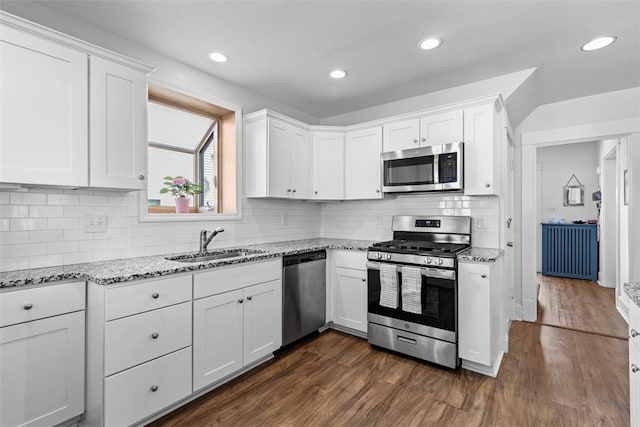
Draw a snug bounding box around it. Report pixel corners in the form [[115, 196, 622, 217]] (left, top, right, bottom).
[[631, 329, 639, 338], [397, 335, 417, 345], [138, 174, 145, 180], [412, 139, 418, 143], [151, 333, 159, 339], [23, 303, 33, 310], [152, 292, 159, 299], [292, 189, 296, 193], [361, 278, 366, 282], [247, 296, 252, 301], [421, 137, 426, 142], [633, 364, 640, 373], [150, 385, 158, 392], [485, 183, 491, 188], [376, 189, 381, 193], [481, 274, 487, 278], [286, 189, 291, 193], [238, 299, 243, 303], [314, 191, 318, 194]]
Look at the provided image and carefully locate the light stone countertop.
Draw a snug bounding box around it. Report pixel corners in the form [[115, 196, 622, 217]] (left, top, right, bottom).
[[0, 238, 373, 288], [624, 282, 640, 308], [457, 247, 502, 263]]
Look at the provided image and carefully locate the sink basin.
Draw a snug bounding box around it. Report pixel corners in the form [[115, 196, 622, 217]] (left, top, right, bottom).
[[166, 249, 263, 263]]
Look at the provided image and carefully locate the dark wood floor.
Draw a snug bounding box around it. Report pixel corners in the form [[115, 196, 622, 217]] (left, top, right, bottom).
[[536, 273, 628, 338], [150, 322, 629, 426]]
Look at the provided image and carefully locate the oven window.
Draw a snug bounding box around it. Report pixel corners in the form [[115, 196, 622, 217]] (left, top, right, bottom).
[[384, 156, 434, 186]]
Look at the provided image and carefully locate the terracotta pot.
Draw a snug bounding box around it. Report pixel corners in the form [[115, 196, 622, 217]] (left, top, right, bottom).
[[175, 197, 190, 213]]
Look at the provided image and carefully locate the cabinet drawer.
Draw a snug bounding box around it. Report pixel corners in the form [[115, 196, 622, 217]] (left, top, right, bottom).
[[0, 281, 85, 327], [630, 301, 640, 349], [104, 347, 192, 427], [333, 250, 367, 270], [105, 302, 192, 376], [105, 274, 192, 321], [194, 259, 281, 299]]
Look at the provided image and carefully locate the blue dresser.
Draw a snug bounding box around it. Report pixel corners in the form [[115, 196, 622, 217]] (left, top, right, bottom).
[[541, 223, 598, 281]]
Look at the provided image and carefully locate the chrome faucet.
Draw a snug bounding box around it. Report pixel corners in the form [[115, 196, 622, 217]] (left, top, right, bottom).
[[199, 226, 225, 253]]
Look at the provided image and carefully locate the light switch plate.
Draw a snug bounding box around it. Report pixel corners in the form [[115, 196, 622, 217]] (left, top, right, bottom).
[[84, 215, 107, 233]]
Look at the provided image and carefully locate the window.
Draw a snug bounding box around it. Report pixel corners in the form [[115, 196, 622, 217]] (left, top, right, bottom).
[[142, 85, 239, 219]]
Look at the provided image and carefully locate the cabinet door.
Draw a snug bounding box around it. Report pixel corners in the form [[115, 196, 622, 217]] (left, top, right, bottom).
[[243, 279, 282, 366], [345, 127, 383, 200], [90, 56, 147, 189], [419, 110, 463, 146], [382, 118, 420, 152], [290, 125, 312, 199], [464, 104, 496, 195], [193, 290, 244, 391], [458, 262, 491, 365], [631, 341, 640, 427], [312, 131, 344, 200], [0, 25, 88, 186], [0, 311, 85, 427], [267, 117, 292, 198], [333, 267, 367, 333]]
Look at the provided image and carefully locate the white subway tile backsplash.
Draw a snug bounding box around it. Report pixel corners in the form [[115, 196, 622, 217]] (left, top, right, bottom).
[[10, 218, 47, 231], [63, 252, 95, 265], [63, 206, 93, 218], [47, 217, 80, 230], [47, 241, 80, 254], [11, 243, 47, 258], [29, 230, 64, 243], [1, 206, 29, 217], [78, 195, 109, 206], [48, 193, 79, 206], [29, 254, 64, 269], [10, 192, 47, 205], [0, 219, 9, 232], [1, 231, 29, 244], [0, 192, 10, 205], [30, 205, 64, 218], [0, 257, 29, 271]]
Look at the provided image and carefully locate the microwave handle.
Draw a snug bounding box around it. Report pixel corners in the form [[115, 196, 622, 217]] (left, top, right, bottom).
[[433, 150, 439, 185]]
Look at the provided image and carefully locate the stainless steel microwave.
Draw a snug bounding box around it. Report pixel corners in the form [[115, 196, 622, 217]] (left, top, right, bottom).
[[381, 142, 463, 193]]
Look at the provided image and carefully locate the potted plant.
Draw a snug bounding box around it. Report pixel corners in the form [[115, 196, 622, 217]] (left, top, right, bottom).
[[160, 176, 202, 213]]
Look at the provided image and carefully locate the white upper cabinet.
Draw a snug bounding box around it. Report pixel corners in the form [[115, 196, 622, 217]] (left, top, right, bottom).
[[382, 119, 420, 152], [246, 113, 311, 199], [90, 56, 148, 189], [464, 103, 501, 196], [420, 110, 463, 146], [0, 15, 152, 190], [382, 110, 463, 152], [0, 24, 89, 187], [312, 131, 344, 200], [345, 126, 383, 200]]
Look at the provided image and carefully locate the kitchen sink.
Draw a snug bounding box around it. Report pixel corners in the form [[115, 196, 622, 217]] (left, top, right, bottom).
[[166, 249, 264, 263]]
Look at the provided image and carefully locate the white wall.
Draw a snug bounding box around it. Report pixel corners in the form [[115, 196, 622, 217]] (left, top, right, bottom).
[[0, 189, 321, 272], [321, 194, 500, 249], [537, 141, 599, 223], [516, 87, 640, 321]]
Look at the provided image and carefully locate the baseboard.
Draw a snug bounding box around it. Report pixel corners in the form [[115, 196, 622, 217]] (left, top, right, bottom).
[[617, 297, 630, 324], [461, 351, 504, 378], [327, 321, 368, 339]]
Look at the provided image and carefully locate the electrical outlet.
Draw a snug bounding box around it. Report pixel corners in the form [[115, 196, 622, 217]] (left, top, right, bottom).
[[281, 213, 288, 226], [476, 217, 488, 229], [84, 215, 107, 233]]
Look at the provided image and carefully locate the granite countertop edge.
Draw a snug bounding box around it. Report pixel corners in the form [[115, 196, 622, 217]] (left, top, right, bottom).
[[624, 282, 640, 308], [0, 238, 373, 288], [457, 247, 502, 263]]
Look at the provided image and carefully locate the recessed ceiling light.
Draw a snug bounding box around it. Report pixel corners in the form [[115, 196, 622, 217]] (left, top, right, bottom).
[[330, 69, 347, 79], [209, 52, 228, 63], [581, 36, 617, 51], [419, 37, 442, 50]]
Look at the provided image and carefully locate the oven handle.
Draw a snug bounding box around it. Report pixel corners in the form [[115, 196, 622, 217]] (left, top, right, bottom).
[[366, 262, 456, 280]]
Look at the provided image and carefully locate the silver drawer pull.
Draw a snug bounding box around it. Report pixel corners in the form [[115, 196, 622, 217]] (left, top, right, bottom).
[[631, 329, 639, 338], [151, 333, 159, 339], [633, 364, 640, 373], [152, 292, 159, 299], [23, 303, 33, 310], [246, 296, 252, 301], [397, 335, 417, 345], [238, 299, 243, 304], [481, 274, 487, 278], [150, 385, 158, 392], [361, 278, 366, 282]]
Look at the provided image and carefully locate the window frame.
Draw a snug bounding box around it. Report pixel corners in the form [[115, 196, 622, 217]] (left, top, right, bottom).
[[139, 78, 243, 222]]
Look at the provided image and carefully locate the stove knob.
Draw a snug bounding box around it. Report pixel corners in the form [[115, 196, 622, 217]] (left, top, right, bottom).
[[386, 254, 392, 260], [437, 258, 444, 266], [377, 253, 382, 260], [425, 257, 432, 264]]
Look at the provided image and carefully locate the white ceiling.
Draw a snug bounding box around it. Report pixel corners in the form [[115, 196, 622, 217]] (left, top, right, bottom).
[[22, 1, 640, 118]]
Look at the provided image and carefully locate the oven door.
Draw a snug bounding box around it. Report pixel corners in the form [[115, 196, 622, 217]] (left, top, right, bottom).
[[367, 261, 456, 338], [382, 146, 441, 192]]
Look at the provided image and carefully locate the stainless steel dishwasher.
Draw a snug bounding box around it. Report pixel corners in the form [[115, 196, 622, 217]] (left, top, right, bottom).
[[282, 250, 326, 346]]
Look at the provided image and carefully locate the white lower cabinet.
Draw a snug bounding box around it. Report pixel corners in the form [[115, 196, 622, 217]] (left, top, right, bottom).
[[104, 347, 192, 427], [193, 259, 282, 392], [330, 250, 368, 334], [629, 300, 640, 426], [458, 259, 504, 376], [0, 282, 85, 427]]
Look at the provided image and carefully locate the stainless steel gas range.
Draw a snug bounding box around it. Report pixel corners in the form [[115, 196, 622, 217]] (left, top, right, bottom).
[[366, 215, 471, 369]]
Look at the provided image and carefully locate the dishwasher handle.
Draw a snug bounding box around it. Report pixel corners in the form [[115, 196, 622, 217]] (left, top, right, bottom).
[[283, 250, 326, 267]]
